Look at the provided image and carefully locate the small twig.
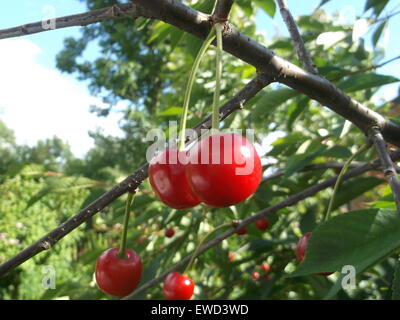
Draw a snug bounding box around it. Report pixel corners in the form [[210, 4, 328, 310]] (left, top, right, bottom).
[[368, 127, 400, 212], [0, 3, 146, 40], [276, 0, 318, 74], [122, 150, 400, 299], [0, 73, 273, 277], [329, 55, 400, 82]]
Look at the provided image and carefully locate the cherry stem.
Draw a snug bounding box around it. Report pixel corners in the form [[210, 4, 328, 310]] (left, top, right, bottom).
[[184, 222, 231, 274], [177, 28, 216, 150], [323, 142, 370, 222], [118, 191, 136, 259], [211, 23, 223, 131]]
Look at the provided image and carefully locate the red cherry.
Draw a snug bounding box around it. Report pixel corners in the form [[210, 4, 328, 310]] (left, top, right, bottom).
[[255, 218, 270, 231], [265, 275, 272, 281], [95, 248, 142, 297], [261, 262, 270, 272], [163, 272, 195, 300], [185, 133, 262, 207], [228, 251, 235, 261], [236, 227, 247, 235], [149, 149, 201, 209], [252, 272, 260, 280], [296, 232, 333, 277], [165, 227, 175, 238], [296, 232, 312, 263], [137, 236, 147, 243]]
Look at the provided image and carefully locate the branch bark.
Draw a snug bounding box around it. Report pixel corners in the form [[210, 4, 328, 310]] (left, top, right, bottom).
[[0, 3, 146, 40], [212, 0, 234, 22], [122, 149, 400, 299], [276, 0, 318, 74], [0, 73, 273, 277], [368, 127, 400, 212]]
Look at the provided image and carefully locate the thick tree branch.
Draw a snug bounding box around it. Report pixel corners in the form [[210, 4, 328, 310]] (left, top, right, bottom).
[[0, 73, 273, 277], [1, 1, 400, 145], [276, 0, 318, 74], [131, 0, 400, 148], [123, 149, 400, 299], [368, 127, 400, 212], [0, 3, 146, 40], [212, 0, 234, 22]]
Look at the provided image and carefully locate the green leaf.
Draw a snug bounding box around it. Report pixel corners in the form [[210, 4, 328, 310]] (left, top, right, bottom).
[[158, 107, 183, 116], [337, 73, 399, 93], [372, 21, 386, 47], [290, 209, 400, 277], [287, 97, 309, 131], [254, 88, 299, 118], [316, 0, 331, 9], [254, 0, 276, 18], [331, 177, 384, 211], [235, 0, 254, 16], [321, 146, 352, 159], [284, 145, 328, 177], [364, 0, 389, 17], [300, 206, 318, 234], [392, 257, 400, 299]]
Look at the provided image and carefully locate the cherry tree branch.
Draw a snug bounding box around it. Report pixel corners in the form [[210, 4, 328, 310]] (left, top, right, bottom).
[[276, 0, 318, 74], [123, 149, 400, 299], [1, 1, 400, 145], [368, 127, 400, 212], [0, 73, 273, 277], [131, 0, 400, 148], [212, 0, 234, 21], [0, 3, 147, 40]]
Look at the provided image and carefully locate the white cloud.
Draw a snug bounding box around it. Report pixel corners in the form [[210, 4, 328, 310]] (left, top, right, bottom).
[[0, 38, 123, 157]]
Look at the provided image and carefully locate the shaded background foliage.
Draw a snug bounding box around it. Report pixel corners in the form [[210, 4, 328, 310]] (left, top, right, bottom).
[[1, 0, 400, 299]]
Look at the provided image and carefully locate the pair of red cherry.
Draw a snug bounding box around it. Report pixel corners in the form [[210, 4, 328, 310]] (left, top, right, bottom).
[[149, 133, 262, 209], [251, 262, 271, 280], [95, 249, 194, 300], [236, 217, 270, 235]]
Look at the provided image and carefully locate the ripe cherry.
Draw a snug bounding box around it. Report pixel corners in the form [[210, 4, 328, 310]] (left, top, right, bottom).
[[149, 149, 201, 209], [261, 262, 270, 272], [255, 217, 270, 231], [165, 227, 175, 238], [163, 272, 195, 300], [236, 227, 247, 236], [228, 251, 235, 261], [95, 248, 142, 297], [186, 133, 262, 207], [252, 271, 260, 280], [296, 232, 333, 277]]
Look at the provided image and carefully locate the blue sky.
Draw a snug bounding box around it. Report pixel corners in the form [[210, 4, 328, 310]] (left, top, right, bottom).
[[0, 0, 399, 157]]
